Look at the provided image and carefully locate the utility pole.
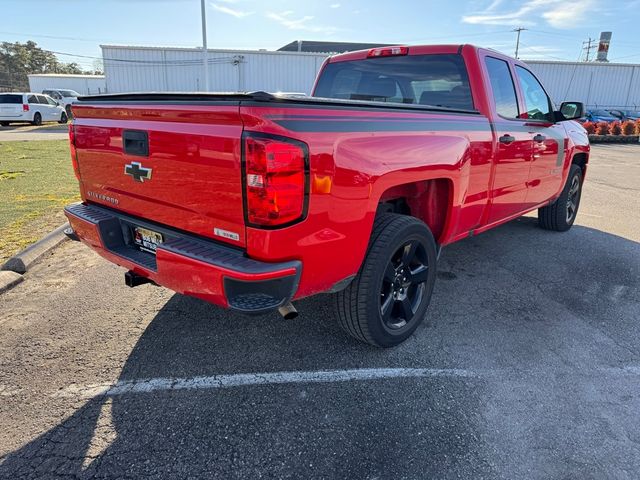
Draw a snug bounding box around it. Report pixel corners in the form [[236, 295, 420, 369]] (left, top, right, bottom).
[[200, 0, 210, 92], [513, 27, 526, 59], [582, 37, 597, 62]]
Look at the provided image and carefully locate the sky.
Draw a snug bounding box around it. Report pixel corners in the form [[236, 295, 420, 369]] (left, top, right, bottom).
[[3, 0, 640, 69]]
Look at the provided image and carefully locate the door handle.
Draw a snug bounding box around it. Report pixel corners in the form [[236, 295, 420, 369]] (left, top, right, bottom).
[[499, 134, 516, 145], [533, 134, 546, 143]]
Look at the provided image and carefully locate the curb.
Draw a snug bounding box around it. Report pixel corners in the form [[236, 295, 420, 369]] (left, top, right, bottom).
[[0, 271, 23, 294], [1, 223, 70, 275]]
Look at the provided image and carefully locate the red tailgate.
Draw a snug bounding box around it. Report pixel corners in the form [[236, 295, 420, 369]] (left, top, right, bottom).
[[72, 103, 246, 247]]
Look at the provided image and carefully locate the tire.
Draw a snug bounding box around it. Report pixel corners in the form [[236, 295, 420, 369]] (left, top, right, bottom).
[[59, 112, 68, 124], [335, 214, 438, 347], [538, 164, 583, 232], [0, 122, 9, 127], [32, 112, 42, 126]]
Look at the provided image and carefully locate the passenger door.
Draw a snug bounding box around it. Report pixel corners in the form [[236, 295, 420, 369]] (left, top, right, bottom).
[[37, 95, 57, 121], [45, 95, 62, 120], [483, 55, 533, 224], [513, 65, 567, 206]]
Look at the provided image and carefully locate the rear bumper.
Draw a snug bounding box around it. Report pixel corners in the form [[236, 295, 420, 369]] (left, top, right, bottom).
[[64, 203, 301, 314]]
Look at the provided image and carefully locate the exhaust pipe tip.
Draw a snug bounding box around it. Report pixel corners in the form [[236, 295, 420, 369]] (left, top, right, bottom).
[[278, 302, 298, 320]]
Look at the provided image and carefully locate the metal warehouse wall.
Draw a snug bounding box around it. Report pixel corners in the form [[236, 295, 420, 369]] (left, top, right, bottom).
[[27, 74, 106, 95], [101, 46, 640, 109], [102, 45, 327, 94], [520, 60, 640, 109]]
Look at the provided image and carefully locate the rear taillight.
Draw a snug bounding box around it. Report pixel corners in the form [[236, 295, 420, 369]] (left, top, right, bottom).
[[367, 46, 409, 58], [68, 123, 80, 180], [243, 133, 308, 227], [22, 104, 29, 112]]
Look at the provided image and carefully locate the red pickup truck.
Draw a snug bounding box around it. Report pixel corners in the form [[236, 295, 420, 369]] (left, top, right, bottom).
[[64, 44, 589, 347]]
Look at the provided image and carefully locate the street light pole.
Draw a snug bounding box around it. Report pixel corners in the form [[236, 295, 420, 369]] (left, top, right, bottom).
[[200, 0, 210, 92]]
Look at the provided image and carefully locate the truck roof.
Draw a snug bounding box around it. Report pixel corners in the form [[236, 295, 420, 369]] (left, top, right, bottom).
[[327, 44, 470, 63]]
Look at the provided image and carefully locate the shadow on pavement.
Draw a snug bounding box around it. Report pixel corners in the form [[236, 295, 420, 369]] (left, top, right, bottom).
[[0, 218, 638, 479]]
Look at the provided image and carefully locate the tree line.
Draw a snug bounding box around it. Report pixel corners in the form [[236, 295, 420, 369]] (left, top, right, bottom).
[[0, 41, 102, 92]]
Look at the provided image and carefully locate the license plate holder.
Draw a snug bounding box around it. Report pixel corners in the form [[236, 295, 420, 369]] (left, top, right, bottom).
[[132, 226, 163, 254]]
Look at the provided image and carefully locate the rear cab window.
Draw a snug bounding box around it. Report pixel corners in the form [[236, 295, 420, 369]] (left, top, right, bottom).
[[314, 54, 474, 110], [0, 94, 23, 104]]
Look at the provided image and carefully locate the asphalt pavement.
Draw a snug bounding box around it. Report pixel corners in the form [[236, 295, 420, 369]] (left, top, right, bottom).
[[0, 144, 638, 479], [0, 124, 68, 141]]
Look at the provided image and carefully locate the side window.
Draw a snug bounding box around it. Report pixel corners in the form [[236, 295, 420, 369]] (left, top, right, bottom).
[[515, 66, 551, 121], [37, 95, 49, 105], [484, 57, 519, 118], [28, 95, 38, 104], [46, 96, 57, 106]]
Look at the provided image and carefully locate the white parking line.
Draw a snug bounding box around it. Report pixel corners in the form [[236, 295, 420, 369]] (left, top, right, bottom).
[[53, 368, 476, 399]]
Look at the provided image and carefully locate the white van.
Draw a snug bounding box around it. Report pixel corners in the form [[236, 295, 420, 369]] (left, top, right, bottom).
[[0, 93, 68, 126]]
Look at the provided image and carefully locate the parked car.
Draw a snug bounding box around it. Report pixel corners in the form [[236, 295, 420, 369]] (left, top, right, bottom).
[[609, 109, 640, 121], [42, 88, 79, 117], [64, 44, 589, 347], [585, 109, 618, 122], [0, 93, 68, 126]]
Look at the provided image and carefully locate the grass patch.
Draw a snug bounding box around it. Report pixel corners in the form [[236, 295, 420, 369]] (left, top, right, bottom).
[[0, 140, 80, 263]]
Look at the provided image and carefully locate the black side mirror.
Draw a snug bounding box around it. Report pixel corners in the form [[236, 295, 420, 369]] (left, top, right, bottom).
[[559, 101, 585, 121]]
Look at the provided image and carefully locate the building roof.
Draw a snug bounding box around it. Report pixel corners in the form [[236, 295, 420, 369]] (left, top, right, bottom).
[[27, 74, 105, 78], [278, 40, 394, 54]]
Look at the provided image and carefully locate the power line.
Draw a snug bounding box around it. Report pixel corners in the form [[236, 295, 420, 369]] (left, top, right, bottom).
[[517, 42, 570, 62]]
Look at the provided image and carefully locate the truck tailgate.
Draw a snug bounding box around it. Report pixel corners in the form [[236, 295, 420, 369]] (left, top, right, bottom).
[[72, 102, 246, 247]]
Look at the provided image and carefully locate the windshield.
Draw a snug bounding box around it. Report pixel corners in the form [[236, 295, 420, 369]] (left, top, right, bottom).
[[313, 54, 474, 110], [60, 90, 80, 97]]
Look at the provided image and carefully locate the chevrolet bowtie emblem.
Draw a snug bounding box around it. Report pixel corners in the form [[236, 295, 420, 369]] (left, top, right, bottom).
[[124, 162, 152, 182]]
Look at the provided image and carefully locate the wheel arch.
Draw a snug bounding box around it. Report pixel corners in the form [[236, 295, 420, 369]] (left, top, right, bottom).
[[376, 177, 454, 244], [571, 152, 588, 179]]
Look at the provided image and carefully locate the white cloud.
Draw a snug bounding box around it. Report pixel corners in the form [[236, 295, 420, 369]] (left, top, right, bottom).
[[462, 0, 596, 28], [211, 3, 254, 18], [266, 11, 338, 34], [330, 3, 341, 7]]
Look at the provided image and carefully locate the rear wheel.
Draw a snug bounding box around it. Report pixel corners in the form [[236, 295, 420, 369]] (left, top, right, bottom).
[[538, 164, 583, 232], [335, 214, 438, 347], [59, 112, 68, 124], [32, 112, 42, 126]]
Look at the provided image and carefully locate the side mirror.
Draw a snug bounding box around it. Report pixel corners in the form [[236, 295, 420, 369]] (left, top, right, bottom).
[[559, 101, 585, 121]]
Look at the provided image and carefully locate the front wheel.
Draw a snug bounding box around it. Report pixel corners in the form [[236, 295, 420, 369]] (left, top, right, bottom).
[[58, 112, 68, 124], [538, 164, 583, 232], [335, 214, 438, 347]]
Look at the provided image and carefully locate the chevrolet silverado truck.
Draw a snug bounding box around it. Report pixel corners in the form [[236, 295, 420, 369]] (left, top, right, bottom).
[[64, 44, 589, 347]]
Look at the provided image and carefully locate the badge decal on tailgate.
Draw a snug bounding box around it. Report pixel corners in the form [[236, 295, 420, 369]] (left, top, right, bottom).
[[214, 228, 240, 242]]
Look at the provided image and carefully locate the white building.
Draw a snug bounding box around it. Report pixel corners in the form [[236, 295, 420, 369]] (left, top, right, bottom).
[[28, 74, 106, 95], [526, 60, 640, 109], [101, 45, 327, 95], [100, 44, 640, 109]]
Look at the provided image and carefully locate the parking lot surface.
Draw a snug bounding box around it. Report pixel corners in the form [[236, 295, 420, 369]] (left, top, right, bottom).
[[0, 124, 68, 142], [0, 144, 638, 479]]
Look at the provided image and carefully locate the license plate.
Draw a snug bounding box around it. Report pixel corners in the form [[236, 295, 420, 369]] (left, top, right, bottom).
[[133, 227, 163, 254]]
